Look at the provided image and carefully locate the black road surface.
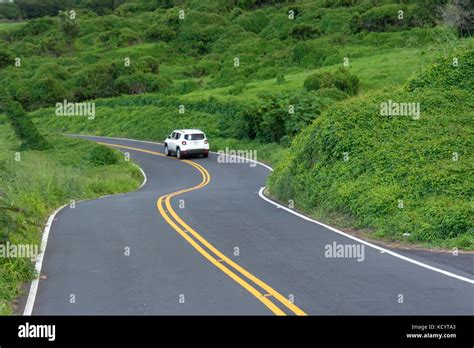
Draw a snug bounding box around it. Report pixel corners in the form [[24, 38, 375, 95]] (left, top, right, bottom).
[[30, 135, 473, 315]]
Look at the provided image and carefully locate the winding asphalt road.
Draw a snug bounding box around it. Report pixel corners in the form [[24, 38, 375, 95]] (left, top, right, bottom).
[[27, 135, 473, 315]]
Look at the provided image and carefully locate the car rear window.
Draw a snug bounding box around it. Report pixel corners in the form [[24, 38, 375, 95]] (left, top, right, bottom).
[[185, 133, 205, 140]]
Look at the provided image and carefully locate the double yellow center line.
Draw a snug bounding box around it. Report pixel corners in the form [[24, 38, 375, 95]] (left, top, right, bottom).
[[98, 141, 307, 316]]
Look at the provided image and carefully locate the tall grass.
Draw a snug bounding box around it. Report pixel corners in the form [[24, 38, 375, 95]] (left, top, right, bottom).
[[0, 119, 142, 314]]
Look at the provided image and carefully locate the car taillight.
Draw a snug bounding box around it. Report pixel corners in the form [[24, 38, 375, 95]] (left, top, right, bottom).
[[204, 140, 208, 144], [182, 141, 187, 145]]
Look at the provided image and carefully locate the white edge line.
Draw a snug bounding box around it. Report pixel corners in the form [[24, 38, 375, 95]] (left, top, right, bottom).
[[23, 203, 68, 316], [23, 146, 148, 316], [133, 163, 147, 190], [65, 134, 473, 285], [258, 187, 474, 285]]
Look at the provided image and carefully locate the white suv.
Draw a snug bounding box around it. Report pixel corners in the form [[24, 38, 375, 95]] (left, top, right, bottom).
[[164, 129, 209, 159]]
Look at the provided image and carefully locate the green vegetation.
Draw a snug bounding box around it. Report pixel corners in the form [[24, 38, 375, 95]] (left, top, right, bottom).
[[0, 119, 142, 314], [0, 89, 49, 150], [9, 0, 468, 251], [304, 68, 360, 95], [0, 0, 469, 111], [269, 51, 474, 249], [0, 0, 473, 314]]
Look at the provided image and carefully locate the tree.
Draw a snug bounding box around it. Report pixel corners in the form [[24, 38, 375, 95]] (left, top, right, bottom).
[[81, 0, 125, 15], [59, 10, 80, 46], [0, 88, 49, 150], [16, 0, 73, 19]]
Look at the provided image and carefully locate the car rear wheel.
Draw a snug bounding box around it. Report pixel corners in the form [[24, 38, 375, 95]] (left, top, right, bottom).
[[164, 145, 170, 156], [176, 147, 182, 159], [202, 152, 208, 158]]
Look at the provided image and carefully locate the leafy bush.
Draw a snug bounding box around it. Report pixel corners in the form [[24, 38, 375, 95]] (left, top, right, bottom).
[[0, 48, 14, 69], [115, 72, 170, 94], [406, 51, 473, 91], [88, 145, 118, 166], [137, 56, 160, 74], [292, 40, 339, 68], [304, 71, 330, 92], [59, 10, 80, 44], [290, 24, 320, 40], [73, 63, 120, 100], [13, 17, 56, 38], [0, 3, 22, 20], [233, 9, 270, 34], [215, 90, 325, 143], [304, 68, 359, 96], [0, 92, 49, 150], [39, 35, 68, 56], [331, 68, 360, 96], [99, 27, 142, 48], [30, 77, 70, 108], [189, 58, 220, 77], [145, 23, 176, 41], [352, 4, 422, 33]]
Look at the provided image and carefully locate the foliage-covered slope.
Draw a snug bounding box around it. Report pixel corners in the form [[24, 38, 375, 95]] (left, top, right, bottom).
[[269, 51, 474, 249], [0, 0, 460, 112]]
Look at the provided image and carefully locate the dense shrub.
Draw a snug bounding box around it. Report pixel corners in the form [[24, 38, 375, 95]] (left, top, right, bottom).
[[406, 51, 473, 91], [0, 4, 22, 20], [145, 23, 176, 41], [303, 71, 330, 92], [39, 35, 68, 56], [99, 28, 142, 48], [304, 68, 359, 96], [15, 0, 73, 19], [8, 42, 40, 56], [0, 49, 14, 69], [30, 77, 70, 108], [33, 62, 69, 81], [0, 91, 49, 150], [232, 10, 270, 34], [290, 24, 320, 40], [210, 67, 248, 88], [88, 145, 118, 166], [331, 68, 360, 96], [137, 56, 160, 74], [115, 72, 170, 94], [351, 4, 421, 33], [173, 80, 200, 95], [13, 17, 56, 38], [217, 90, 324, 143], [187, 58, 220, 77], [73, 63, 119, 100], [292, 40, 339, 67]]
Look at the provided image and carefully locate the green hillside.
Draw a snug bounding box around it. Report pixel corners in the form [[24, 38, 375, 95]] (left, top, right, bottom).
[[269, 51, 474, 249], [0, 0, 473, 314], [15, 0, 474, 251]]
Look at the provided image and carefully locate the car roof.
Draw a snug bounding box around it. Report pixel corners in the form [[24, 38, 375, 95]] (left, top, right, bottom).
[[176, 129, 205, 134]]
